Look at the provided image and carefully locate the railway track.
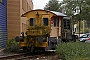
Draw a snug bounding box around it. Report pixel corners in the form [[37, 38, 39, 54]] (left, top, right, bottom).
[[0, 52, 29, 60], [0, 51, 60, 60]]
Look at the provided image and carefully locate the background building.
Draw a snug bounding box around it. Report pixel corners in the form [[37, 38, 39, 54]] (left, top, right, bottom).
[[0, 0, 33, 49], [7, 0, 33, 40], [0, 0, 7, 49]]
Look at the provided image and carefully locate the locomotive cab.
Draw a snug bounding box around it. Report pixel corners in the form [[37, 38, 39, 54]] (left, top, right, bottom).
[[16, 9, 67, 52]]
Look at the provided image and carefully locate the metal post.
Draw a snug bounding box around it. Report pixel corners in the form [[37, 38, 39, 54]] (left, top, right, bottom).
[[83, 20, 84, 33], [79, 20, 80, 38]]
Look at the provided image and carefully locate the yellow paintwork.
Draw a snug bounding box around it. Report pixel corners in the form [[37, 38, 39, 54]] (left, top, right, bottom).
[[20, 42, 27, 47], [22, 10, 56, 28], [20, 36, 48, 47], [36, 42, 48, 47], [21, 9, 63, 48], [20, 42, 47, 47], [20, 36, 27, 47]]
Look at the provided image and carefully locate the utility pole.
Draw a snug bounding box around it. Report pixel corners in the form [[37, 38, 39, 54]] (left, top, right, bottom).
[[78, 19, 80, 38], [83, 20, 84, 33], [77, 8, 81, 38]]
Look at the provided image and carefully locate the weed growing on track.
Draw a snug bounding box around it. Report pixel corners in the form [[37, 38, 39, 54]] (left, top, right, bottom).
[[56, 42, 90, 60]]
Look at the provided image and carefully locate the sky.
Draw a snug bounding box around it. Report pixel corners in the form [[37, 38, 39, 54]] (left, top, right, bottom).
[[32, 0, 63, 10]]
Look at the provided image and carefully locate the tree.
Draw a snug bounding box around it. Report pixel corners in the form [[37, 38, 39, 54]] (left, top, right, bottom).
[[82, 0, 90, 28], [44, 0, 60, 12], [59, 0, 90, 33], [60, 0, 90, 23], [44, 0, 90, 33]]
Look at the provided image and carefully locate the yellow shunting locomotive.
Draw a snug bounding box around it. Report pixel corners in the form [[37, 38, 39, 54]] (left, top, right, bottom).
[[15, 9, 72, 52]]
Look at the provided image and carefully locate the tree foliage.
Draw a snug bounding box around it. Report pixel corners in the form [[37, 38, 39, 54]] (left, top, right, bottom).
[[44, 0, 60, 12], [44, 0, 90, 28], [60, 0, 90, 24]]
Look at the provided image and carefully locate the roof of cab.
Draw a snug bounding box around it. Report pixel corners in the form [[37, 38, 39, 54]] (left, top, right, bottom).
[[22, 9, 67, 17], [50, 11, 67, 16]]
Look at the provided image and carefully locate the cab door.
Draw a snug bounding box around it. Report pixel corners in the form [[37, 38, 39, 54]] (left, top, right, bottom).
[[50, 17, 59, 37]]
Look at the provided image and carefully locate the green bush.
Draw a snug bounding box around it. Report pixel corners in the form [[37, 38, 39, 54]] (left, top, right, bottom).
[[84, 28, 90, 33], [3, 38, 20, 53], [56, 42, 90, 60]]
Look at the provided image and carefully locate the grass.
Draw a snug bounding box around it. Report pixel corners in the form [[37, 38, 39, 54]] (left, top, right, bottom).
[[56, 42, 90, 60]]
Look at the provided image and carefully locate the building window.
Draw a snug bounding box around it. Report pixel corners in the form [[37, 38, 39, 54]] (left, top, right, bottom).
[[0, 0, 2, 3], [22, 0, 27, 12], [30, 18, 36, 26], [54, 18, 59, 27], [42, 18, 48, 26]]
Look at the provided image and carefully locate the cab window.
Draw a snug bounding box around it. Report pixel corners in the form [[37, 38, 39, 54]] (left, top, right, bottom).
[[54, 18, 59, 27], [42, 18, 48, 26], [30, 18, 36, 26]]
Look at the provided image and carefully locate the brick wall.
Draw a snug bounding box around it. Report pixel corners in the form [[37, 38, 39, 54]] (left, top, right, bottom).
[[7, 0, 33, 40]]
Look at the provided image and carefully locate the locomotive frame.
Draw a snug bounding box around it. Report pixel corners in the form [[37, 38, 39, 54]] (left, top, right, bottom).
[[15, 9, 72, 52]]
